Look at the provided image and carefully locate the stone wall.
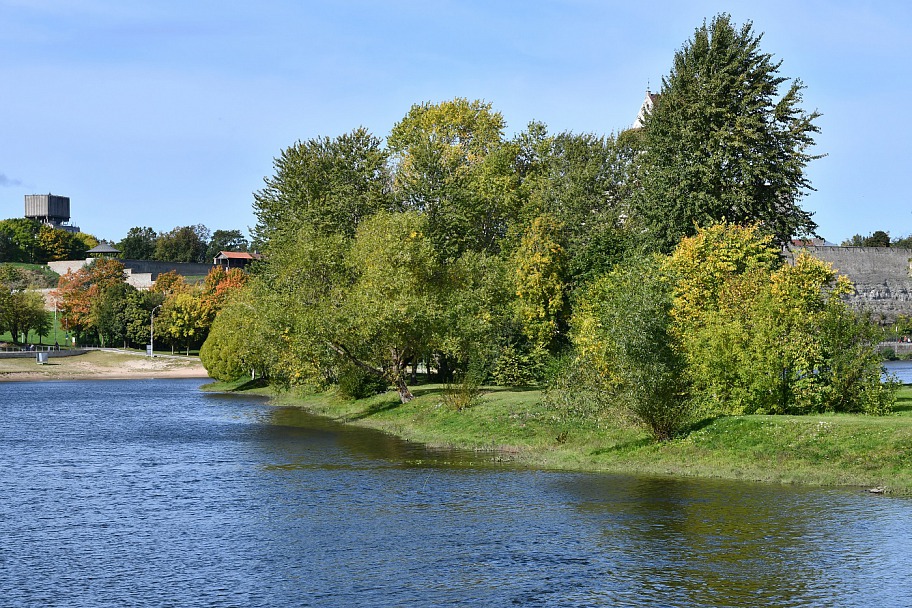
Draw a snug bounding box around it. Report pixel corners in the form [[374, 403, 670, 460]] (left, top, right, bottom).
[[120, 259, 213, 278], [46, 258, 212, 291], [785, 246, 912, 322]]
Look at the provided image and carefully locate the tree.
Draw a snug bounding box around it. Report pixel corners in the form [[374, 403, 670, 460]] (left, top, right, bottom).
[[841, 234, 864, 247], [72, 232, 99, 255], [331, 211, 444, 402], [662, 222, 780, 330], [124, 289, 164, 348], [571, 255, 692, 440], [248, 211, 443, 402], [511, 214, 567, 352], [150, 270, 188, 296], [893, 234, 912, 249], [635, 14, 821, 252], [388, 98, 520, 259], [159, 291, 210, 355], [0, 219, 41, 262], [666, 224, 894, 416], [93, 283, 130, 347], [200, 285, 271, 381], [253, 127, 392, 245], [514, 126, 636, 285], [154, 225, 210, 263], [844, 230, 892, 248], [53, 258, 127, 344], [118, 226, 158, 259], [201, 266, 248, 309], [0, 267, 51, 344]]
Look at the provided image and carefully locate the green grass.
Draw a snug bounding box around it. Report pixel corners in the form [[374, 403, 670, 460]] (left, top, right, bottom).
[[0, 311, 68, 346], [211, 380, 912, 494], [2, 262, 49, 270]]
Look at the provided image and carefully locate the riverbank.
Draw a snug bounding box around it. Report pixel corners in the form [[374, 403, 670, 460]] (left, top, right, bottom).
[[0, 349, 209, 382], [205, 379, 912, 495]]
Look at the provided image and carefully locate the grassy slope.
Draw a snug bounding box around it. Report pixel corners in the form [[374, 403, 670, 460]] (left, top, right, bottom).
[[204, 380, 912, 494]]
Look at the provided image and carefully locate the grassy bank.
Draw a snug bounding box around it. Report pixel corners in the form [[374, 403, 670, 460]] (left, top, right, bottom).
[[203, 380, 912, 495]]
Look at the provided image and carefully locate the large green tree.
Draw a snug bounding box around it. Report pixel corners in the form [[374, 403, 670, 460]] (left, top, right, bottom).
[[635, 14, 820, 252], [388, 98, 520, 260], [253, 127, 392, 245], [571, 255, 692, 440], [0, 284, 49, 345], [515, 125, 637, 284], [154, 225, 210, 263], [118, 226, 158, 259]]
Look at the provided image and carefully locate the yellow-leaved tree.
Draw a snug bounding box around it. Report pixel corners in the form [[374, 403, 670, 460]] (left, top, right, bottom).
[[665, 223, 894, 416]]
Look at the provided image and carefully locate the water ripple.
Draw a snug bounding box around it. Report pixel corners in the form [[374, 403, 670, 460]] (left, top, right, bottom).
[[1, 379, 910, 607]]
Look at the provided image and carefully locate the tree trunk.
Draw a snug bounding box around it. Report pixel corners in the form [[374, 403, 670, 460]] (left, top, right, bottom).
[[327, 341, 415, 403], [389, 348, 414, 403], [395, 374, 414, 403]]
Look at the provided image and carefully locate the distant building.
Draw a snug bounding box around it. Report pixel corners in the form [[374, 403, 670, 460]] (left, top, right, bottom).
[[85, 243, 122, 258], [632, 90, 659, 129], [24, 194, 80, 233], [213, 251, 261, 270]]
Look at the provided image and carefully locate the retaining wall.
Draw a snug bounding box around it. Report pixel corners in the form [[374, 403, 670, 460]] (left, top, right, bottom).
[[786, 246, 912, 322]]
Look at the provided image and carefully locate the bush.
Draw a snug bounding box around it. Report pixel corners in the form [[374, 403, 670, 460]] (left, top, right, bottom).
[[490, 343, 548, 387], [337, 365, 388, 400], [571, 256, 692, 440]]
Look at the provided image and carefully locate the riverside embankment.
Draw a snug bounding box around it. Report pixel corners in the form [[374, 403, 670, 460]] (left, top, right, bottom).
[[205, 379, 912, 495]]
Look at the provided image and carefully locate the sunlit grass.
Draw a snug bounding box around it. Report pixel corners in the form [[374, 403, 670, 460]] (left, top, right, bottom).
[[222, 381, 912, 494]]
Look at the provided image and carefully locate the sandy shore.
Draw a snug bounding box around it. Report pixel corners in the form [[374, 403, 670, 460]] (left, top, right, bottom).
[[0, 349, 210, 382]]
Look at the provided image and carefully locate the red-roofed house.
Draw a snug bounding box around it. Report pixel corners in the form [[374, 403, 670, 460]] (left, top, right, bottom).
[[213, 251, 261, 270]]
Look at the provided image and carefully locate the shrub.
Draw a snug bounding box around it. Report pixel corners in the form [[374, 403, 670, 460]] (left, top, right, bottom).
[[337, 365, 388, 400]]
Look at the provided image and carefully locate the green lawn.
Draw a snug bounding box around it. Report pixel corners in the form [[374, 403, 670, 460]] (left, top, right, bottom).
[[0, 311, 70, 346]]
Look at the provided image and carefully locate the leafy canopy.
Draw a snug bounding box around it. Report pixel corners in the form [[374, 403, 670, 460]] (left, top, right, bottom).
[[636, 13, 821, 251]]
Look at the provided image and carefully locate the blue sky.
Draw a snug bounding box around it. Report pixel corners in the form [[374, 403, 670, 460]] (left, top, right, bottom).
[[1, 0, 909, 244]]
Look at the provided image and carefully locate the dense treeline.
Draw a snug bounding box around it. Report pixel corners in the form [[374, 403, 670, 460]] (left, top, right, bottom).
[[0, 218, 98, 263], [841, 231, 912, 248], [50, 258, 246, 351], [0, 218, 249, 266], [201, 15, 895, 439], [117, 225, 249, 264]]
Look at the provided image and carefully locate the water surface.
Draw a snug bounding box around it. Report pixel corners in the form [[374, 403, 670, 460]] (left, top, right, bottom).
[[1, 379, 910, 606]]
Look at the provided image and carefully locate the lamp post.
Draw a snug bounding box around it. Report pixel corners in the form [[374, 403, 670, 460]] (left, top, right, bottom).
[[150, 304, 162, 357]]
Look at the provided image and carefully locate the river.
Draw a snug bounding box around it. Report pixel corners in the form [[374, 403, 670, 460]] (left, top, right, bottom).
[[884, 359, 912, 384], [1, 379, 910, 607]]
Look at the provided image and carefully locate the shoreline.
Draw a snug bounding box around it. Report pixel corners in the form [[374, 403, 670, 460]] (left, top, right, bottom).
[[0, 370, 211, 382], [0, 349, 210, 383], [204, 379, 912, 495]]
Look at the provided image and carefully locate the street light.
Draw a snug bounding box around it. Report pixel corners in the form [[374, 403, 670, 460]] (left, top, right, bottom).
[[150, 304, 162, 357]]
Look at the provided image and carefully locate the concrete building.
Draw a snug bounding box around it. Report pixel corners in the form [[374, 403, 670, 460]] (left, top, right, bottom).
[[24, 194, 80, 233]]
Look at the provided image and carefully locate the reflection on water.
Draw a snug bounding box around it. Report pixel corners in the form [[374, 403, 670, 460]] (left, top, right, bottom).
[[1, 379, 910, 607]]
